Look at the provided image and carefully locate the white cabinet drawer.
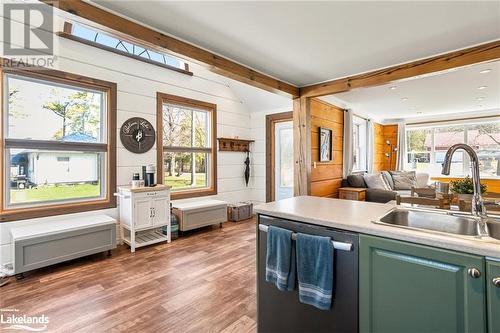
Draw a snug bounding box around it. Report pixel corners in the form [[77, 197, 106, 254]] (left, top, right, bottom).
[[133, 189, 169, 199]]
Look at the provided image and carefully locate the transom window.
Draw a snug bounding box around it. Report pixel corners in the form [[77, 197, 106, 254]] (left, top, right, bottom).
[[406, 120, 500, 178], [157, 93, 217, 199], [1, 68, 116, 222], [60, 22, 191, 75]]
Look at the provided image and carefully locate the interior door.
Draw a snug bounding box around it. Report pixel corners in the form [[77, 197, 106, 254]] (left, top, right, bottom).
[[274, 121, 294, 201]]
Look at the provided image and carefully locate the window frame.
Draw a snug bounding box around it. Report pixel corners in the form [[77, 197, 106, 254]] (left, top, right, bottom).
[[156, 93, 217, 200], [58, 22, 193, 77], [352, 115, 368, 172], [0, 67, 117, 222], [405, 119, 500, 178]]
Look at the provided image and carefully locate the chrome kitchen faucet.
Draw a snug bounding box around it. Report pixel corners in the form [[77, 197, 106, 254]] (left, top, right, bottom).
[[442, 144, 489, 237]]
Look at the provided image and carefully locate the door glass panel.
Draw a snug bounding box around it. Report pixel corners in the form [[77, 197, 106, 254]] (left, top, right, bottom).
[[280, 128, 293, 187]]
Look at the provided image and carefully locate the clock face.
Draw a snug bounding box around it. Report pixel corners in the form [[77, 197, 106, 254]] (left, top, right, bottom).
[[120, 117, 155, 154]]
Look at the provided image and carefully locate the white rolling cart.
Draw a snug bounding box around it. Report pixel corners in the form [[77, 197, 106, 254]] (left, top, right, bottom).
[[116, 184, 171, 252]]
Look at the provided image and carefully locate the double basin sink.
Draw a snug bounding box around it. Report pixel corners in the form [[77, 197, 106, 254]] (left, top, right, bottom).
[[374, 207, 500, 241]]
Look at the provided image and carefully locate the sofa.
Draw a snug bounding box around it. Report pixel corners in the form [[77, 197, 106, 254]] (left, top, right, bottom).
[[341, 171, 431, 203]]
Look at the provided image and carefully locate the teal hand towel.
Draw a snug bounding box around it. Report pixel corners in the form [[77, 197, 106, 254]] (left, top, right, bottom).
[[265, 226, 296, 291], [296, 233, 334, 310]]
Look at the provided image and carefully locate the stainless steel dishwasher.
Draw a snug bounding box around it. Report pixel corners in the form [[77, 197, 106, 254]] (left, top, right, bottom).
[[257, 215, 359, 333]]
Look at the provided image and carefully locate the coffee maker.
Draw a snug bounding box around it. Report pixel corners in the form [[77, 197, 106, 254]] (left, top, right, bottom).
[[142, 164, 156, 187]]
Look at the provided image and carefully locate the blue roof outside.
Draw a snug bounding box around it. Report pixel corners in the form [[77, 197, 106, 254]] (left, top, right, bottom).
[[60, 133, 97, 143]]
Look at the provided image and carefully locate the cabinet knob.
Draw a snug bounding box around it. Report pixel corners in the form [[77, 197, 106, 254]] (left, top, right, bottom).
[[493, 277, 500, 288], [468, 268, 481, 278]]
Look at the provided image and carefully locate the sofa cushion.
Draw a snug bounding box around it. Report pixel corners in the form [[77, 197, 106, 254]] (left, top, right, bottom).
[[347, 174, 367, 188], [363, 173, 391, 190], [390, 171, 416, 190], [381, 171, 394, 190], [365, 189, 397, 203]]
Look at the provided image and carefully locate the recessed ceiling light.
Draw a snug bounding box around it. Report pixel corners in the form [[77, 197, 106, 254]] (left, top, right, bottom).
[[390, 86, 397, 90], [476, 97, 485, 101], [401, 97, 408, 101], [477, 86, 488, 90], [480, 69, 492, 74]]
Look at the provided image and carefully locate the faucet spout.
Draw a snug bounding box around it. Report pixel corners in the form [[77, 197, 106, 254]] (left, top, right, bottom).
[[441, 144, 488, 228]]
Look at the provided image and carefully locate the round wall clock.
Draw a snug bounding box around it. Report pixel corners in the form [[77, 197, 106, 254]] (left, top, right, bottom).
[[120, 117, 155, 154]]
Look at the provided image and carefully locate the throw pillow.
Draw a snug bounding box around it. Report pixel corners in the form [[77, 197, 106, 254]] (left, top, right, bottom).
[[347, 174, 367, 188], [363, 173, 391, 190], [390, 171, 417, 190], [380, 171, 394, 190]]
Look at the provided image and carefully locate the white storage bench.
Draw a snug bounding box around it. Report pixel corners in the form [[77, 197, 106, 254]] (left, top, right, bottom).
[[172, 199, 227, 231], [10, 214, 116, 275]]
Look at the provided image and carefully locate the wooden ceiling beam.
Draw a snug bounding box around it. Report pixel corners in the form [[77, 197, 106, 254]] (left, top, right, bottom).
[[40, 0, 299, 98], [300, 40, 500, 98]]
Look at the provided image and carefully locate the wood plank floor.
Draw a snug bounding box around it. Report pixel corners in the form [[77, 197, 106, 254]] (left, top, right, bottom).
[[0, 218, 257, 333]]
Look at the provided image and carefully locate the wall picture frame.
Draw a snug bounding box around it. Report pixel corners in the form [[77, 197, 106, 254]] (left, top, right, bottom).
[[319, 127, 333, 162]]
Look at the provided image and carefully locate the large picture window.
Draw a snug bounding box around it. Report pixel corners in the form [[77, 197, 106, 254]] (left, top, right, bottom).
[[1, 68, 116, 221], [406, 120, 500, 178], [156, 93, 217, 199]]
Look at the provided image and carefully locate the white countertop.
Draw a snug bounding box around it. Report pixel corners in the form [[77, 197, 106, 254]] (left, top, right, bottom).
[[254, 196, 500, 259]]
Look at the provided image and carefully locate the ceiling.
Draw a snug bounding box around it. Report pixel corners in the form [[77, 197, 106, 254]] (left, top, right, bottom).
[[320, 60, 500, 122], [90, 1, 500, 87], [226, 78, 292, 113]]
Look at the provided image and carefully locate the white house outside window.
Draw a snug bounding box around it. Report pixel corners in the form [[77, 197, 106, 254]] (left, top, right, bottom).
[[2, 70, 115, 220], [405, 120, 500, 178]]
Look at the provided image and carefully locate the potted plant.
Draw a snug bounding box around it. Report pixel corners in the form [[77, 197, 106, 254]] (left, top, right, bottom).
[[450, 176, 487, 201]]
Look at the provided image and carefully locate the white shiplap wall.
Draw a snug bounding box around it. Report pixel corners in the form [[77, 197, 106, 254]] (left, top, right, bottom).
[[0, 26, 261, 265]]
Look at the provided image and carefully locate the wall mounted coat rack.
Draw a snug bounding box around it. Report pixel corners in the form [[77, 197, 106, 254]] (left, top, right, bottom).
[[217, 137, 254, 152]]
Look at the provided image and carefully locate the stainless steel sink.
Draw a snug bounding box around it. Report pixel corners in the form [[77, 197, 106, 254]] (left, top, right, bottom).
[[486, 220, 500, 240], [374, 208, 481, 236]]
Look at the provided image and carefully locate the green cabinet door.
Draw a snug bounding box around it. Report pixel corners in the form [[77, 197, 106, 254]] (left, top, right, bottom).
[[486, 260, 500, 333], [360, 235, 486, 333]]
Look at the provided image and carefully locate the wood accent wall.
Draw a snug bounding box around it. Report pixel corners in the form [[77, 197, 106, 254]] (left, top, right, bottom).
[[431, 177, 500, 194], [310, 99, 344, 198], [374, 124, 398, 171]]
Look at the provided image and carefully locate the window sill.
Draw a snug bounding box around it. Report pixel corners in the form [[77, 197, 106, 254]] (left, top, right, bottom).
[[0, 199, 117, 222], [169, 188, 217, 200]]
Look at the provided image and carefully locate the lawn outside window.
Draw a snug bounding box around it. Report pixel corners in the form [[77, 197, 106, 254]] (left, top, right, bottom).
[[156, 93, 217, 200], [1, 67, 116, 222]]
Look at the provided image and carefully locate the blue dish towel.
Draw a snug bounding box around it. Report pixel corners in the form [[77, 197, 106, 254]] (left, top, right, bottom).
[[296, 233, 334, 310], [265, 226, 296, 291]]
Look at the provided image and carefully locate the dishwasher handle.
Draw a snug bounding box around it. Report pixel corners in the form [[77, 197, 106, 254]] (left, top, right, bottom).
[[258, 224, 353, 252]]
